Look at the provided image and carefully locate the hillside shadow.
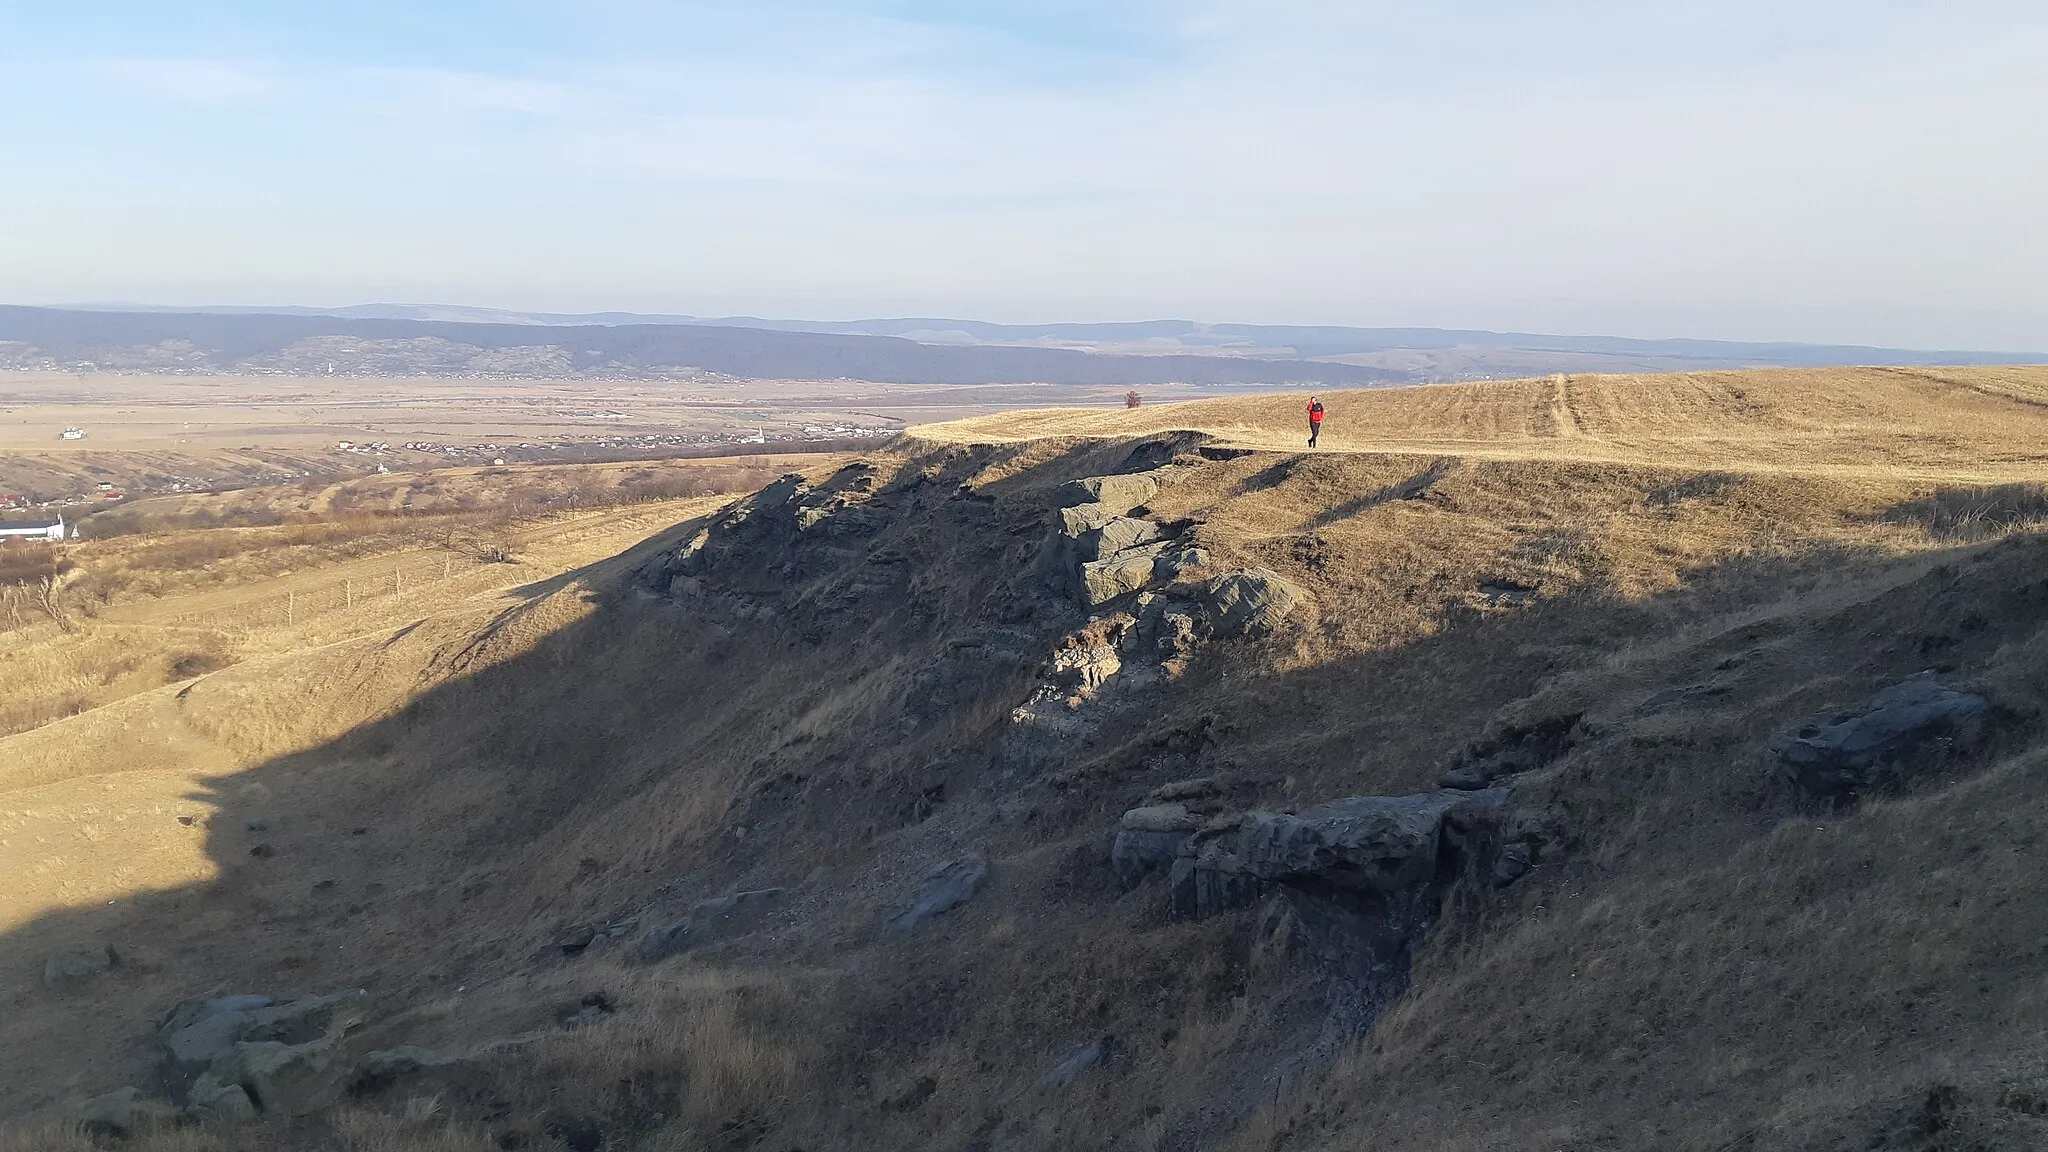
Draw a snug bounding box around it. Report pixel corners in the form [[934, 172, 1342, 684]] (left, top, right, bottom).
[[4, 450, 2046, 1147]]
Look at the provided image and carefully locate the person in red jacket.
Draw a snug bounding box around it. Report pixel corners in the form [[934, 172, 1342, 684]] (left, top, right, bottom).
[[1306, 396, 1325, 447]]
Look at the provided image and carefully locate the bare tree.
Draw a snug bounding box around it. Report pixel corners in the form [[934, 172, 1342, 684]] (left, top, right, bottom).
[[1125, 390, 1143, 409], [35, 576, 77, 633]]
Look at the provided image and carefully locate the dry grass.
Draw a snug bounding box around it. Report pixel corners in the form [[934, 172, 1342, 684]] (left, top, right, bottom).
[[5, 370, 2048, 1150], [913, 365, 2048, 482]]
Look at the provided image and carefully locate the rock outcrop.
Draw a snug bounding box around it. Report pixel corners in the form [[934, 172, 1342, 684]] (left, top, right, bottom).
[[158, 991, 367, 1114], [1197, 568, 1308, 637], [1772, 672, 1991, 798], [1080, 542, 1172, 606], [1057, 474, 1159, 515], [1072, 516, 1161, 564], [1110, 803, 1204, 884], [1168, 790, 1509, 919]]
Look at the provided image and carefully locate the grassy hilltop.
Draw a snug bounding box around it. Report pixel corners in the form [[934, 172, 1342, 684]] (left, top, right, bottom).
[[6, 366, 2048, 1151]]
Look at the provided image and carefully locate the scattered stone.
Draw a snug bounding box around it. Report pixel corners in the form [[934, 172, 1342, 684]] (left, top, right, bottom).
[[351, 1035, 541, 1097], [71, 1087, 174, 1137], [248, 843, 276, 858], [555, 993, 615, 1029], [177, 815, 196, 827], [640, 889, 786, 963], [1057, 474, 1159, 515], [558, 924, 599, 955], [1155, 609, 1202, 660], [638, 922, 693, 964], [882, 855, 990, 936], [245, 821, 269, 833], [352, 1045, 457, 1093], [1111, 804, 1202, 884], [1048, 644, 1122, 692], [1491, 842, 1534, 887], [1477, 579, 1538, 607], [1199, 568, 1308, 637], [43, 940, 114, 989], [1042, 1040, 1105, 1087], [1772, 672, 1992, 798]]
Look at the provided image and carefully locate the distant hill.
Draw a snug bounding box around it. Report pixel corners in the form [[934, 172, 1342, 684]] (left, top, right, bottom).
[[0, 307, 1400, 387], [24, 303, 2039, 379], [53, 303, 2044, 378]]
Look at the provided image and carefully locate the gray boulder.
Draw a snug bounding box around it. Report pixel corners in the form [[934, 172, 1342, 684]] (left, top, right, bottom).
[[1491, 842, 1534, 887], [1111, 804, 1202, 884], [882, 855, 990, 936], [1080, 542, 1170, 606], [159, 995, 277, 1068], [1772, 672, 1991, 798], [1073, 516, 1161, 563], [43, 940, 114, 989], [185, 1072, 259, 1123], [1058, 474, 1158, 515], [209, 1034, 349, 1115], [1200, 568, 1308, 637]]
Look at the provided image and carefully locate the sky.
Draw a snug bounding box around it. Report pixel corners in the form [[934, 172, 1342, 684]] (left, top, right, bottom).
[[3, 1, 2046, 350]]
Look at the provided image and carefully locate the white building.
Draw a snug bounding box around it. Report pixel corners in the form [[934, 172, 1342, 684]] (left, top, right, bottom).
[[0, 516, 70, 542]]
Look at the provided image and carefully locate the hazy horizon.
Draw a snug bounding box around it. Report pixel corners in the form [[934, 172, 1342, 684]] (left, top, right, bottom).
[[7, 2, 2046, 351]]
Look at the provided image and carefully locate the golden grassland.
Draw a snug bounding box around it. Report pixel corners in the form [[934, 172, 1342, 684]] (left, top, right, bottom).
[[3, 366, 2048, 1150]]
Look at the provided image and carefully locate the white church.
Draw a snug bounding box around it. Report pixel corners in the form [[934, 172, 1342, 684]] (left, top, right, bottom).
[[0, 516, 72, 542]]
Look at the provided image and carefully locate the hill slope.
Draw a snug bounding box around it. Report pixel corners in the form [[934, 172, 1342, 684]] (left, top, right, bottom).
[[6, 367, 2048, 1151], [0, 307, 1399, 387]]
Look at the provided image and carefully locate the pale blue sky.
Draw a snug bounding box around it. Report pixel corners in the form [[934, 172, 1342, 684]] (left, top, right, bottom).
[[4, 1, 2045, 348]]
